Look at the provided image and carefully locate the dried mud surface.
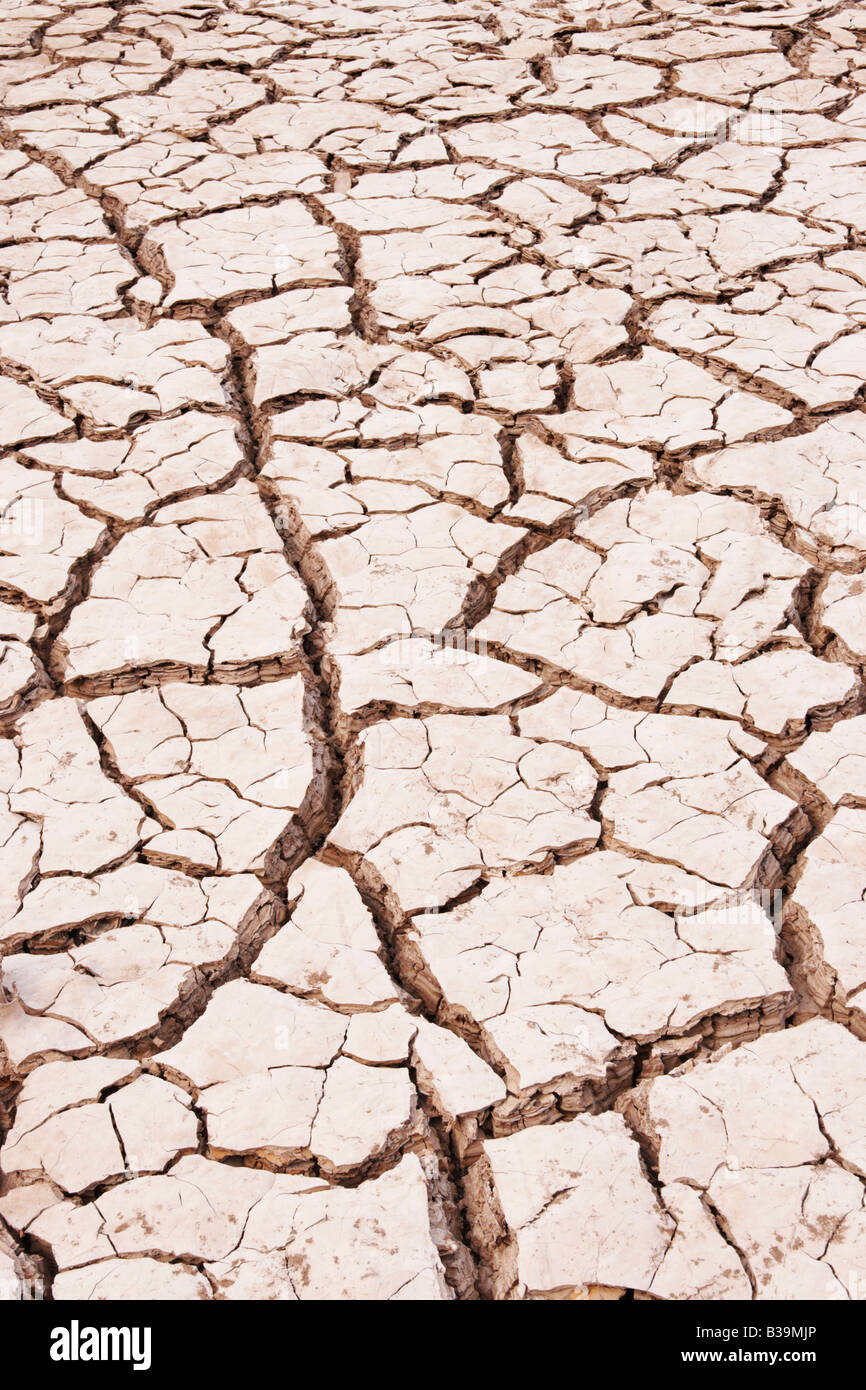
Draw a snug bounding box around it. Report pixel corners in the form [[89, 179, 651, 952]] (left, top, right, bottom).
[[1, 0, 866, 1302]]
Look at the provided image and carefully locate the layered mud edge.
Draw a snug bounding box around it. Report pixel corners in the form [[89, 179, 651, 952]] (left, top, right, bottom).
[[0, 0, 863, 1302]]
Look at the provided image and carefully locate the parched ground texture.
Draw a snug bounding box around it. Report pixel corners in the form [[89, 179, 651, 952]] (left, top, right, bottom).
[[0, 0, 866, 1304]]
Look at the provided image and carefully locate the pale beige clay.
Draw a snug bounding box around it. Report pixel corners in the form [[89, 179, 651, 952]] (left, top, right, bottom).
[[0, 0, 864, 1306]]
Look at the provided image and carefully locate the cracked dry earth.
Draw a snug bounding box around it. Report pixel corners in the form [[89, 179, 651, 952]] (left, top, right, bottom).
[[2, 0, 866, 1309]]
